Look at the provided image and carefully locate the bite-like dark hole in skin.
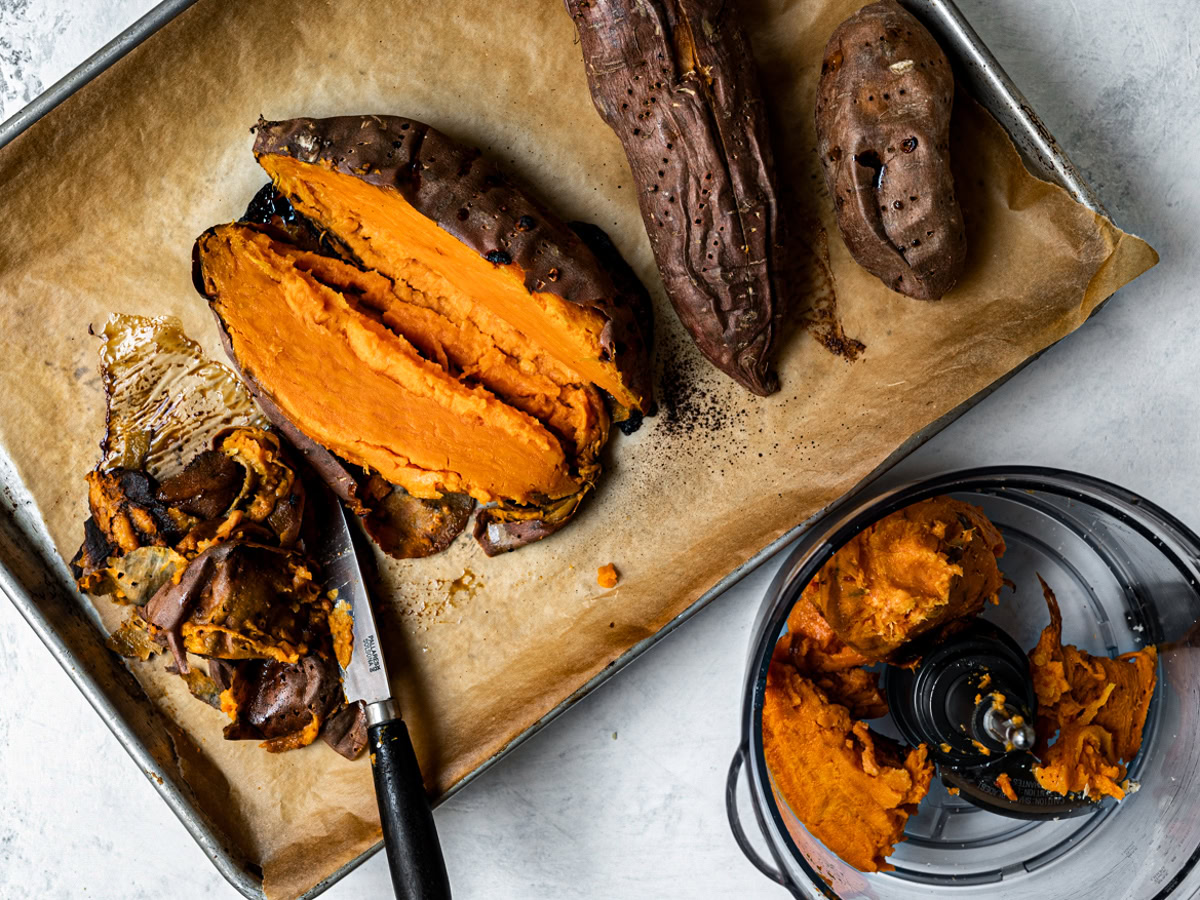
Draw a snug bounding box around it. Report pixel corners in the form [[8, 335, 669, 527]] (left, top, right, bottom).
[[855, 150, 885, 190]]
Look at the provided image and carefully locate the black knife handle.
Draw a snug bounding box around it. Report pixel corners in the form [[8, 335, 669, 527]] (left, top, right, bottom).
[[368, 717, 452, 900]]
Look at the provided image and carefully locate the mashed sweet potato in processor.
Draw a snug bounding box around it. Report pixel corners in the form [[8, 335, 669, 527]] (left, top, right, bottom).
[[762, 663, 933, 872], [804, 497, 1006, 660], [1028, 577, 1157, 800], [762, 495, 1001, 873]]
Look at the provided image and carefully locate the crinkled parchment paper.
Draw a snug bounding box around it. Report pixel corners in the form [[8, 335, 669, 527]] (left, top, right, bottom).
[[0, 0, 1155, 896]]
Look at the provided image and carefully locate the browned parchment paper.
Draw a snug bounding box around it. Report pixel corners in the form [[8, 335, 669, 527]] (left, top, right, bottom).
[[0, 0, 1156, 896]]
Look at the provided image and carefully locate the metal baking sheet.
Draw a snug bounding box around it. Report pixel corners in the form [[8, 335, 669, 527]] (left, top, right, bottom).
[[0, 1, 1110, 897]]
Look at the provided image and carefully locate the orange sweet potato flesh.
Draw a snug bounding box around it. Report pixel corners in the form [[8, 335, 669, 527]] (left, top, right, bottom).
[[198, 225, 596, 505], [762, 663, 932, 872], [805, 497, 1006, 660], [1028, 577, 1157, 801], [260, 154, 640, 414]]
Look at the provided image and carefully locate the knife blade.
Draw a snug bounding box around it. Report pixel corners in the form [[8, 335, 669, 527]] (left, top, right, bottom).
[[315, 497, 393, 710], [308, 480, 452, 900]]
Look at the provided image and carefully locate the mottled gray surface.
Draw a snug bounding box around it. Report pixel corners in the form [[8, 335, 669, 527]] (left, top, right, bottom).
[[0, 1, 1197, 898]]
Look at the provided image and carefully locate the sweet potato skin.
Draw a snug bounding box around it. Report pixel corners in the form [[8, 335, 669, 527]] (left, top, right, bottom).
[[566, 0, 783, 396], [815, 0, 965, 300], [252, 114, 653, 417]]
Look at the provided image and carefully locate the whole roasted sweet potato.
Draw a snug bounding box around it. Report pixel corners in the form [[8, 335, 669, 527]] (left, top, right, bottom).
[[195, 116, 657, 556], [815, 0, 966, 300], [566, 0, 784, 396]]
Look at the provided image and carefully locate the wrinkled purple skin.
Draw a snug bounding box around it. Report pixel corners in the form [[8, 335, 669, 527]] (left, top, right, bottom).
[[567, 0, 784, 395], [224, 655, 342, 742], [141, 543, 231, 673], [140, 542, 313, 674], [322, 700, 369, 760], [815, 0, 966, 299]]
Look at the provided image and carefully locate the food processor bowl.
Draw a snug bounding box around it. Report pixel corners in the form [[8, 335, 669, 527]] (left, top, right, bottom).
[[727, 468, 1200, 900]]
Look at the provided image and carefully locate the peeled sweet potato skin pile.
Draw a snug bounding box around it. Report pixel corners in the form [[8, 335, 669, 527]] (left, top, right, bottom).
[[196, 116, 656, 556], [566, 0, 784, 396], [73, 427, 367, 760]]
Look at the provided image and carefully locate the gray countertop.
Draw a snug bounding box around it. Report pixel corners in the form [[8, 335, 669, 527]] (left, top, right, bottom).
[[1, 1, 1195, 897]]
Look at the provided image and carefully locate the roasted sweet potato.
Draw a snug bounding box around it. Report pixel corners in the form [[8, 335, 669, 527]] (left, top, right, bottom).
[[195, 116, 656, 555], [815, 0, 966, 300], [566, 0, 784, 396]]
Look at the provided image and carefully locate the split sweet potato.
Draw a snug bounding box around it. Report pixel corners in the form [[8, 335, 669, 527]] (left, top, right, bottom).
[[815, 0, 966, 299], [566, 0, 784, 396], [195, 116, 656, 555]]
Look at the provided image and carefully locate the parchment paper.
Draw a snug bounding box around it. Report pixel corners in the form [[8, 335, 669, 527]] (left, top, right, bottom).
[[0, 0, 1156, 896]]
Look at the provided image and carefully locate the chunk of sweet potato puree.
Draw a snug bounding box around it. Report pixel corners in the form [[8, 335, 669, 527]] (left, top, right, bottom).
[[805, 497, 1006, 659], [200, 225, 581, 504], [260, 155, 636, 410], [772, 597, 887, 719], [597, 563, 618, 588], [783, 594, 871, 673], [1033, 722, 1127, 800], [1028, 576, 1157, 800], [763, 663, 932, 872]]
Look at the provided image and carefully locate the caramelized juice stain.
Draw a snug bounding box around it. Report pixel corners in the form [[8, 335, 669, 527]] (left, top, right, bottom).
[[97, 314, 265, 478]]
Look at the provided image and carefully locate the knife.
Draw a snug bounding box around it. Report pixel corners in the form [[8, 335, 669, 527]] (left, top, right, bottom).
[[314, 486, 452, 900]]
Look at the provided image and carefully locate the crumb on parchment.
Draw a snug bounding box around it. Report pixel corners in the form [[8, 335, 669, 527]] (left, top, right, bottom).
[[597, 563, 619, 588]]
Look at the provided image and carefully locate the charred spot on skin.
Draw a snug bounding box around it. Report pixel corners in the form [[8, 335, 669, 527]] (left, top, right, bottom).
[[617, 409, 644, 435], [484, 249, 512, 266], [244, 184, 298, 225], [516, 215, 537, 232]]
